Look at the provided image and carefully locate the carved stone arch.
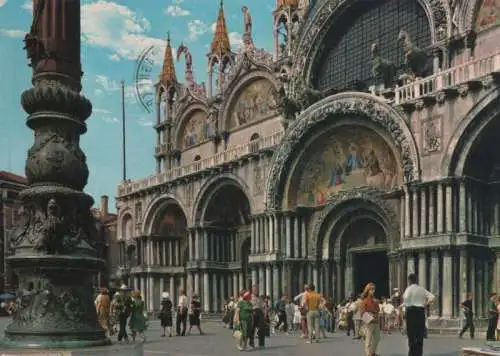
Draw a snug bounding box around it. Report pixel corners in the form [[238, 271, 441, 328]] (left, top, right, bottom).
[[221, 69, 280, 132], [118, 210, 134, 240], [172, 103, 209, 150], [310, 187, 399, 260], [265, 92, 421, 211], [290, 0, 450, 95], [274, 9, 290, 27], [441, 87, 500, 177], [462, 0, 485, 33], [141, 193, 190, 236], [192, 173, 255, 227], [155, 84, 169, 104]]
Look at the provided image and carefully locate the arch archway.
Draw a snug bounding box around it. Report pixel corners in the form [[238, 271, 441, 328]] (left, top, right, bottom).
[[291, 0, 451, 94], [312, 191, 397, 300], [138, 197, 189, 312], [265, 92, 420, 211], [192, 176, 253, 312]]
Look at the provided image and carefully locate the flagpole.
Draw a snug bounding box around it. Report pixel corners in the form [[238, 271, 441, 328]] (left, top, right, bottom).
[[121, 80, 127, 181]]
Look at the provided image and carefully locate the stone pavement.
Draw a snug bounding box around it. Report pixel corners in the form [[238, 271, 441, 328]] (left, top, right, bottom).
[[0, 318, 489, 355]]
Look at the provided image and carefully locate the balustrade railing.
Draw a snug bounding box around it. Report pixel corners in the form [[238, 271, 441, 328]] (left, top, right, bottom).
[[118, 131, 284, 196], [394, 51, 500, 105]]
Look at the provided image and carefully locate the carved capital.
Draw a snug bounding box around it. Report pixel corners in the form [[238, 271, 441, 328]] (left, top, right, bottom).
[[21, 79, 92, 122]]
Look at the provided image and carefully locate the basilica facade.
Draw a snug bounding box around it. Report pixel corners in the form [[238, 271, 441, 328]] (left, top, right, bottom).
[[116, 0, 500, 326]]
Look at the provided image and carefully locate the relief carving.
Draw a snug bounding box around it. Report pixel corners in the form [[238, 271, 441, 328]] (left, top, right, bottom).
[[422, 117, 442, 155], [185, 183, 194, 206], [10, 196, 99, 255], [253, 165, 264, 196]]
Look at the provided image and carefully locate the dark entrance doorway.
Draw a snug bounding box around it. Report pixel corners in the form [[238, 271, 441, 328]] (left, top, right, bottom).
[[354, 250, 389, 298]]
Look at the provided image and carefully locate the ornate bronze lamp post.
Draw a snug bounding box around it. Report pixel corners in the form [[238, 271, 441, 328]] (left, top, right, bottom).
[[2, 0, 109, 348]]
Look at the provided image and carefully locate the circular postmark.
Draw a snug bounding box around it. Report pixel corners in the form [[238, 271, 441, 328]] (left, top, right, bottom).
[[133, 45, 162, 113]]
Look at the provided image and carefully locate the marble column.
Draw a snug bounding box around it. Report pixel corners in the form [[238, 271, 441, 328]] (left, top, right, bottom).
[[268, 215, 274, 253], [428, 185, 435, 234], [160, 277, 165, 298], [285, 214, 292, 257], [477, 262, 484, 317], [404, 186, 411, 237], [445, 184, 453, 233], [345, 253, 353, 296], [134, 276, 139, 291], [429, 252, 439, 316], [169, 276, 175, 310], [260, 266, 266, 292], [251, 219, 256, 254], [469, 257, 476, 315], [301, 217, 307, 258], [212, 274, 218, 312], [239, 272, 244, 292], [437, 184, 444, 233], [273, 265, 280, 300], [420, 187, 427, 235], [220, 274, 226, 310], [141, 276, 146, 296], [252, 268, 258, 286], [412, 189, 419, 237], [263, 217, 269, 253], [493, 188, 500, 236], [495, 252, 500, 292], [187, 273, 194, 296], [265, 265, 272, 299], [274, 214, 280, 252], [335, 262, 342, 302], [313, 265, 319, 289], [418, 252, 427, 288], [233, 273, 238, 297], [407, 254, 415, 274], [148, 275, 154, 312], [483, 259, 490, 318], [194, 273, 200, 295], [442, 250, 453, 318], [459, 250, 468, 301], [203, 273, 210, 312], [293, 216, 299, 258], [459, 181, 467, 233]]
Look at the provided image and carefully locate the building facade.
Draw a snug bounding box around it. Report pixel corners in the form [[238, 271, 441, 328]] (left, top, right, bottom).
[[116, 0, 500, 326], [0, 171, 27, 293]]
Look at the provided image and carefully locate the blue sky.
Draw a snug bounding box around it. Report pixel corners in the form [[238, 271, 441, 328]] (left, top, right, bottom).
[[0, 0, 275, 211]]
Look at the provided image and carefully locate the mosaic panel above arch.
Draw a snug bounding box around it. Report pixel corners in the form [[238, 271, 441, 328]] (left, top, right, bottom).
[[228, 79, 279, 129], [152, 204, 187, 237], [475, 0, 500, 32], [291, 126, 400, 207], [182, 110, 212, 148]]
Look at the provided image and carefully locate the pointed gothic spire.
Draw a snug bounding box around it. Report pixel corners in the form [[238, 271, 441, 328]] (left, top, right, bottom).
[[160, 32, 177, 87], [210, 0, 231, 57]]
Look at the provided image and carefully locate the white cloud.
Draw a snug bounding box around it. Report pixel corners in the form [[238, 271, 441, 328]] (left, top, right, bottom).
[[101, 116, 119, 124], [93, 108, 112, 114], [81, 1, 166, 61], [108, 54, 120, 61], [229, 32, 243, 50], [21, 1, 31, 11], [165, 5, 190, 17], [0, 28, 25, 38], [188, 20, 208, 40], [138, 117, 153, 127], [0, 0, 7, 8], [94, 74, 137, 103]]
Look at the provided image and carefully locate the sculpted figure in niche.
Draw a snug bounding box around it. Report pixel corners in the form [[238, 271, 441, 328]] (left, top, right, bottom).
[[295, 127, 398, 207]]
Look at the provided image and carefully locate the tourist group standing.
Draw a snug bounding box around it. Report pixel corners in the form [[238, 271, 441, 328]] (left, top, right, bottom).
[[95, 285, 148, 343]]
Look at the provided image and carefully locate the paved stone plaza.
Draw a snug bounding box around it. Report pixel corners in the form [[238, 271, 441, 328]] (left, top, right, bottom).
[[0, 318, 488, 356]]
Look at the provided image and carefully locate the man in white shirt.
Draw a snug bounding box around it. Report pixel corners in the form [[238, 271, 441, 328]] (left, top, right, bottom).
[[403, 273, 435, 356]]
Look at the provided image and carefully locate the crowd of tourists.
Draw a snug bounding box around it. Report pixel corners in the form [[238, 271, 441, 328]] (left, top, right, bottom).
[[220, 274, 434, 356], [94, 285, 148, 343]]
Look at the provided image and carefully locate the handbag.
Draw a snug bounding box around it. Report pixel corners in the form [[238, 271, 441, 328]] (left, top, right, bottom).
[[362, 312, 374, 324]]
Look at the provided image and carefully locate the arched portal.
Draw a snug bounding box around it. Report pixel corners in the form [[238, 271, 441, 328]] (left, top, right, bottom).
[[313, 190, 399, 301], [193, 176, 253, 312], [139, 199, 188, 312]]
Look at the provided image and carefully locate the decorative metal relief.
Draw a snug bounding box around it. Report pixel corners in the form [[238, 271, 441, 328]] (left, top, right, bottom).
[[185, 182, 194, 206], [421, 116, 442, 155], [253, 165, 264, 196]]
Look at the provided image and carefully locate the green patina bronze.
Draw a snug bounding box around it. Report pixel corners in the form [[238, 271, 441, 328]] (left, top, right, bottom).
[[1, 0, 109, 349]]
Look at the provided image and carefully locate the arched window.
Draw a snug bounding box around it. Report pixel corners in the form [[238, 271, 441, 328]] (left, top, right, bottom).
[[194, 155, 201, 161], [314, 0, 431, 93]]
